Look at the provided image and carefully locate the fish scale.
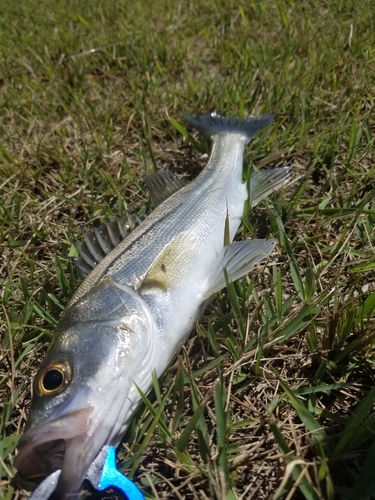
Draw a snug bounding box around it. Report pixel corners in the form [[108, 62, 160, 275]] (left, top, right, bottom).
[[72, 134, 249, 301]]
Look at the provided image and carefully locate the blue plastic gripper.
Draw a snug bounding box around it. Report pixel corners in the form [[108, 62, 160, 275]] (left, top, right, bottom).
[[97, 446, 145, 500]]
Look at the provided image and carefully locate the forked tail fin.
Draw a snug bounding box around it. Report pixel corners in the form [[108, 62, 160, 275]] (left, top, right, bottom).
[[184, 112, 274, 144]]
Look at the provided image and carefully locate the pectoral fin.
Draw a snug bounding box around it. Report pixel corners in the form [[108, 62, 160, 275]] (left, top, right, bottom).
[[203, 239, 275, 299], [141, 232, 198, 291]]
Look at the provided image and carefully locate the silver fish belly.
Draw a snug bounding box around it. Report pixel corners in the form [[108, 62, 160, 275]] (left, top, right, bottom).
[[15, 112, 291, 499]]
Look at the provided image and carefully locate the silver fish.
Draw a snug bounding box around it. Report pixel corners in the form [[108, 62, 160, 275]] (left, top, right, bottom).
[[15, 113, 291, 499]]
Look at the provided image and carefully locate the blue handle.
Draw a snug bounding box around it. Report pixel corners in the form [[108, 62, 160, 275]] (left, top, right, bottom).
[[98, 446, 145, 500]]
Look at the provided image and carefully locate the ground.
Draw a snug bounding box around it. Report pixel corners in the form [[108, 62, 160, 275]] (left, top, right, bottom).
[[1, 1, 375, 499]]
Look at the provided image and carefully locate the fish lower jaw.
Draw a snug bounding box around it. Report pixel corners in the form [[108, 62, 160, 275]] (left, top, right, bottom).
[[15, 438, 66, 487], [15, 436, 97, 499]]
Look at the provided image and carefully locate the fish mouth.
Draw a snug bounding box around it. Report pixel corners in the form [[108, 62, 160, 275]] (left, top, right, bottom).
[[14, 380, 133, 499], [15, 402, 95, 495], [15, 437, 66, 484]]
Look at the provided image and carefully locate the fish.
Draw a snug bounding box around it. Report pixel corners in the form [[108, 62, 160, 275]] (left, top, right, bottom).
[[15, 112, 292, 499]]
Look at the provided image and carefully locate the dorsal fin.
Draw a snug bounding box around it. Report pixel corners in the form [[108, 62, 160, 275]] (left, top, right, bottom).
[[144, 170, 185, 208], [72, 171, 183, 277], [72, 213, 143, 277]]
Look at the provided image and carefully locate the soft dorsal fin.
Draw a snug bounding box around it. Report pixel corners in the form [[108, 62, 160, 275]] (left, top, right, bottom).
[[72, 213, 143, 276], [144, 170, 185, 208]]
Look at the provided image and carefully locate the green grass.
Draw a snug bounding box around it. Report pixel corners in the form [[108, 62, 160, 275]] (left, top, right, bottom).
[[1, 0, 375, 498]]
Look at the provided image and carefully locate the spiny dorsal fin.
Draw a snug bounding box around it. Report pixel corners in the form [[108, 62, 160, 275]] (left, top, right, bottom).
[[144, 170, 185, 208], [72, 213, 143, 277]]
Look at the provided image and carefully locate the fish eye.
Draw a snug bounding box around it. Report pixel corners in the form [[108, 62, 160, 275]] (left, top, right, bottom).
[[35, 359, 72, 396]]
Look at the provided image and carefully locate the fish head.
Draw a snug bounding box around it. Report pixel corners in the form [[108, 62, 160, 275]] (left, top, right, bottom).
[[15, 278, 157, 499]]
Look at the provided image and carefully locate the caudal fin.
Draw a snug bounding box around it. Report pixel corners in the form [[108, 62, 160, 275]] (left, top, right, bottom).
[[184, 112, 274, 143]]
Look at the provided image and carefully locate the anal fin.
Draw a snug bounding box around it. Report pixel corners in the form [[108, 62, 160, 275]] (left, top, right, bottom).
[[250, 167, 292, 207], [203, 239, 275, 299]]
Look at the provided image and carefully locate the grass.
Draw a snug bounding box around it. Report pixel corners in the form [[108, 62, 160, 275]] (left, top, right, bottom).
[[1, 0, 375, 498]]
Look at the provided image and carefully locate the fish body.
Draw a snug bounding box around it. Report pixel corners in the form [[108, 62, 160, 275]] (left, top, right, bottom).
[[15, 113, 291, 499]]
